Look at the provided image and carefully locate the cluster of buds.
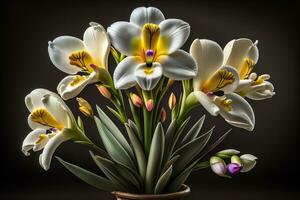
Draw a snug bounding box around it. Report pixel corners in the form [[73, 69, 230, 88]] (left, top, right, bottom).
[[210, 149, 257, 178]]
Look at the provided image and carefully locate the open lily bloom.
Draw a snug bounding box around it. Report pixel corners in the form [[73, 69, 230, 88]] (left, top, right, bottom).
[[22, 89, 76, 170], [223, 38, 275, 100], [48, 22, 110, 100], [190, 39, 255, 131], [108, 7, 197, 90]]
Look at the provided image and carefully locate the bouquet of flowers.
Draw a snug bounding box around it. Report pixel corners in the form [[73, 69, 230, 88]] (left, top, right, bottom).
[[22, 6, 275, 199]]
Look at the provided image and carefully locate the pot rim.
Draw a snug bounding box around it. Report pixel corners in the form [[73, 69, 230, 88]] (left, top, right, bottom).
[[111, 184, 190, 200]]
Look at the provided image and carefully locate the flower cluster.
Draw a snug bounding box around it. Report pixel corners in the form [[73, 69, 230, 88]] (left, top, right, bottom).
[[22, 7, 274, 194]]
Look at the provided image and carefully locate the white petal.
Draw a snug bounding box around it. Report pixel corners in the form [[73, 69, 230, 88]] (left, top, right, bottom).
[[39, 133, 69, 170], [240, 154, 257, 172], [107, 22, 141, 56], [217, 66, 240, 93], [135, 62, 162, 90], [157, 49, 197, 80], [27, 114, 50, 130], [57, 72, 97, 100], [235, 79, 253, 93], [192, 91, 220, 116], [190, 39, 224, 90], [113, 56, 142, 89], [223, 38, 259, 69], [246, 81, 275, 100], [41, 93, 74, 128], [22, 128, 47, 156], [25, 88, 54, 111], [48, 36, 85, 74], [83, 22, 110, 68], [158, 19, 190, 54], [218, 93, 255, 131], [130, 7, 165, 27]]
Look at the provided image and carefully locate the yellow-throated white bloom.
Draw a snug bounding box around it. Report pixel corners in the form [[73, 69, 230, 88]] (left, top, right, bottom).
[[48, 22, 110, 100], [189, 39, 255, 131], [223, 38, 275, 100], [108, 7, 197, 90], [22, 89, 76, 170]]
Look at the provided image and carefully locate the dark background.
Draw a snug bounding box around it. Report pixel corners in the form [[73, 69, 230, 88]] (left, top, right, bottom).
[[1, 0, 299, 199]]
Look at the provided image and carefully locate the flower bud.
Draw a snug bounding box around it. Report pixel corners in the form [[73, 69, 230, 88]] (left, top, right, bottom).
[[210, 156, 227, 177], [96, 84, 111, 99], [146, 99, 154, 112], [217, 149, 240, 158], [168, 93, 176, 110], [231, 155, 242, 165], [167, 79, 175, 87], [161, 108, 167, 123], [240, 154, 257, 173], [227, 163, 242, 175], [130, 93, 143, 108], [76, 97, 93, 117]]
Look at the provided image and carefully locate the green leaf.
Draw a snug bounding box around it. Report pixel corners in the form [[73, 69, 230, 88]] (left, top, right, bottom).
[[56, 156, 117, 192], [107, 106, 123, 122], [193, 161, 210, 171], [125, 124, 146, 179], [96, 105, 134, 160], [154, 165, 173, 194], [94, 116, 135, 169], [172, 127, 214, 176], [145, 123, 165, 194], [166, 160, 196, 193], [197, 129, 232, 160], [181, 115, 205, 145], [128, 119, 143, 144], [161, 155, 180, 174], [77, 116, 85, 132]]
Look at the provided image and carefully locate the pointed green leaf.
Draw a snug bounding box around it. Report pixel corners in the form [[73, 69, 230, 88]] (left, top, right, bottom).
[[89, 151, 129, 191], [96, 105, 134, 159], [145, 123, 165, 194], [181, 115, 205, 145], [154, 165, 173, 194], [193, 161, 210, 171], [77, 116, 85, 131], [114, 162, 141, 192], [128, 120, 143, 144], [94, 116, 135, 169], [56, 157, 117, 192], [172, 127, 214, 176], [125, 124, 146, 179], [198, 129, 232, 160], [107, 106, 123, 122], [161, 155, 180, 174]]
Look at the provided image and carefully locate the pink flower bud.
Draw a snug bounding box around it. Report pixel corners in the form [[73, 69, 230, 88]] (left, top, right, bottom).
[[146, 99, 154, 112], [161, 108, 167, 123], [130, 93, 143, 108], [96, 84, 111, 99]]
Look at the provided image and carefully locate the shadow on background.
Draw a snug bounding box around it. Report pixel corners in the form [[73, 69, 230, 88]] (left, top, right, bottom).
[[1, 0, 299, 199]]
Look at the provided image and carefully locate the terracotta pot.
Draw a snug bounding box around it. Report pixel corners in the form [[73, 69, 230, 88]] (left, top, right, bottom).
[[112, 184, 190, 200]]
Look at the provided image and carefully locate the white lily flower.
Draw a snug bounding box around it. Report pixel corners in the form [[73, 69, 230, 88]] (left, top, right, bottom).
[[189, 39, 255, 131], [22, 89, 76, 170], [48, 22, 110, 100], [223, 38, 275, 100], [107, 7, 197, 90]]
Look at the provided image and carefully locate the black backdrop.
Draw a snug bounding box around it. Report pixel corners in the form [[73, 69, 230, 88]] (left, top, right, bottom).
[[1, 0, 299, 199]]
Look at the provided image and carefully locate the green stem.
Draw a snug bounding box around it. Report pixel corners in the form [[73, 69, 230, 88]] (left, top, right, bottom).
[[142, 90, 153, 157]]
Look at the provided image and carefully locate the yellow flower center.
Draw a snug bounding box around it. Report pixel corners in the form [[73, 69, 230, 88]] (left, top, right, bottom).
[[69, 75, 87, 86], [30, 108, 64, 130], [69, 50, 94, 72], [142, 23, 160, 51], [239, 58, 254, 79], [35, 134, 48, 144], [144, 67, 154, 75], [202, 69, 235, 93]]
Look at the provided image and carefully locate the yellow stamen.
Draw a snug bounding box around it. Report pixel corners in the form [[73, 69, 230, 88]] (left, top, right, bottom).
[[239, 58, 254, 79], [216, 97, 233, 111], [202, 69, 235, 93], [252, 75, 264, 85], [69, 75, 87, 86], [144, 67, 154, 75], [69, 50, 94, 72], [35, 134, 48, 144], [30, 108, 64, 130], [142, 23, 160, 50]]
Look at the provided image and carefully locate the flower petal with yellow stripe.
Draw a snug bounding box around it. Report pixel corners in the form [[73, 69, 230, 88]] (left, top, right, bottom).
[[108, 7, 197, 90], [48, 22, 110, 100]]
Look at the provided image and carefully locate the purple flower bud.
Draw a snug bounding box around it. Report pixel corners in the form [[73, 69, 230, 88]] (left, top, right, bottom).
[[227, 163, 242, 175]]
